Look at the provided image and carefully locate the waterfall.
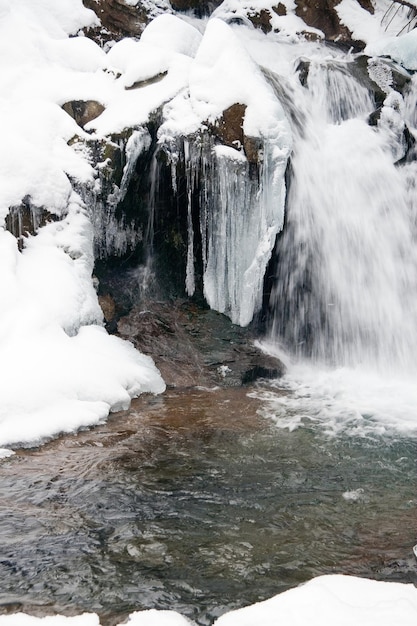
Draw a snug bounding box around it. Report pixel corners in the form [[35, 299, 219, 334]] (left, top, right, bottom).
[[267, 56, 417, 374]]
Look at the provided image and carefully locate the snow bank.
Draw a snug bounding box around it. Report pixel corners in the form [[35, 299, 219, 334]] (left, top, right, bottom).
[[120, 610, 193, 626], [189, 18, 290, 142], [337, 0, 416, 45], [0, 0, 166, 455], [366, 28, 417, 71], [0, 197, 165, 454], [86, 15, 202, 136], [213, 575, 417, 626], [1, 576, 417, 624]]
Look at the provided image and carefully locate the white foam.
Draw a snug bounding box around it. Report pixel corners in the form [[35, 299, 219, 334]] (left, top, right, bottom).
[[251, 356, 417, 439]]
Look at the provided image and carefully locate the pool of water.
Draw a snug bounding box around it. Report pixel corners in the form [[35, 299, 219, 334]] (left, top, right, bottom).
[[0, 386, 415, 625]]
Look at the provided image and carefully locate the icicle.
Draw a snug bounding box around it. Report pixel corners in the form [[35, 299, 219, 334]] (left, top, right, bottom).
[[183, 139, 196, 296], [119, 128, 152, 203], [78, 128, 152, 260]]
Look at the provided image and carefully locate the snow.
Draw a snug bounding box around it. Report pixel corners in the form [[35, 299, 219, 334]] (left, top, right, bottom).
[[212, 0, 323, 41], [0, 198, 165, 451], [213, 575, 417, 626], [366, 28, 417, 71], [0, 2, 416, 624], [337, 0, 416, 45], [140, 14, 202, 57], [188, 18, 290, 141], [0, 576, 417, 624], [0, 0, 166, 453], [120, 611, 193, 626], [86, 16, 202, 136]]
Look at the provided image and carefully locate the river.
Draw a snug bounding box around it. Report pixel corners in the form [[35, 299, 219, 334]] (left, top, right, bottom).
[[0, 383, 415, 625]]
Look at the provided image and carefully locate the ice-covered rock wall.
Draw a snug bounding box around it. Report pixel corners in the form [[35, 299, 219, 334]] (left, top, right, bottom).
[[157, 18, 291, 325]]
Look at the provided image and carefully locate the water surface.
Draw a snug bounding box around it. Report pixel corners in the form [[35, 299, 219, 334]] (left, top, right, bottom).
[[0, 386, 415, 625]]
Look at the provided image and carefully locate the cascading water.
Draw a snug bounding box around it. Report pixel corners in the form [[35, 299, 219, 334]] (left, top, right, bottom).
[[268, 56, 417, 374]]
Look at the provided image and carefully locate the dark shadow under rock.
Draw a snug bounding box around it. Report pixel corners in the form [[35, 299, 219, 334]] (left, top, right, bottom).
[[116, 300, 285, 388]]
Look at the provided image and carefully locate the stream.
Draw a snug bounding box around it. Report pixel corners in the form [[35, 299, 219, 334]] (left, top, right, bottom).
[[0, 383, 415, 625]]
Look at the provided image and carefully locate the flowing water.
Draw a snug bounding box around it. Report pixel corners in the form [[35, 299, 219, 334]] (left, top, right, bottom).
[[268, 54, 417, 371], [0, 387, 415, 625]]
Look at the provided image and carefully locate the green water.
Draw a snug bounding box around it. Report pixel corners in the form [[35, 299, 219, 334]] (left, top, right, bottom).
[[0, 388, 415, 625]]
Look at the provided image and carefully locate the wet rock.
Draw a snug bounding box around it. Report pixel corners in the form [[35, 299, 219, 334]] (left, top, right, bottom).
[[274, 2, 287, 16], [117, 300, 285, 388], [170, 0, 223, 16], [296, 58, 310, 87], [98, 293, 117, 324], [125, 71, 168, 90], [5, 196, 59, 250], [242, 354, 285, 385], [244, 4, 290, 35]]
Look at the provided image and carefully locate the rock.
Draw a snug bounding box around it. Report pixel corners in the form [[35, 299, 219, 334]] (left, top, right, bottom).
[[237, 0, 377, 49], [98, 293, 117, 324], [62, 100, 105, 128], [211, 103, 246, 150], [295, 0, 356, 46], [248, 8, 274, 33], [5, 196, 59, 250], [82, 0, 170, 46], [242, 354, 285, 384], [210, 103, 263, 165], [170, 0, 223, 16], [116, 300, 285, 388]]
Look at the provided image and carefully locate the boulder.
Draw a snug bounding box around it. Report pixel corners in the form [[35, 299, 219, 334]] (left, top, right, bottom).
[[82, 0, 170, 45], [117, 300, 286, 388], [62, 100, 105, 128]]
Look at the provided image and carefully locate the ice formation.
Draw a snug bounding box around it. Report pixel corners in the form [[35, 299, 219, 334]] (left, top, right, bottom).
[[158, 18, 292, 325]]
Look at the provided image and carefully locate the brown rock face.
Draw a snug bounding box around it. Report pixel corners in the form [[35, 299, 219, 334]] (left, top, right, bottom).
[[83, 0, 152, 44], [244, 0, 376, 48], [62, 100, 105, 128], [295, 0, 354, 43], [211, 103, 246, 150], [117, 300, 285, 388], [211, 103, 262, 165]]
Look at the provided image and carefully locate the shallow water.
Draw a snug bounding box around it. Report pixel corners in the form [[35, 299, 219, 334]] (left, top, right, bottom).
[[0, 386, 415, 625]]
